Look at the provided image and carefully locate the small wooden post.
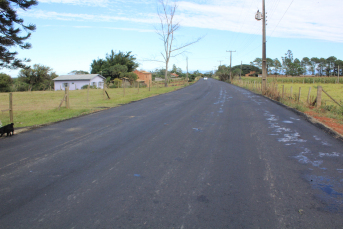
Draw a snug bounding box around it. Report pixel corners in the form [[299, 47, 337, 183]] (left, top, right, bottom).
[[303, 79, 304, 84], [317, 86, 322, 108], [123, 79, 125, 97], [307, 87, 311, 104], [149, 80, 151, 91], [282, 85, 284, 99], [313, 78, 315, 84], [103, 83, 105, 99], [298, 87, 301, 102], [290, 86, 293, 99], [65, 87, 67, 108], [9, 93, 13, 123], [67, 87, 70, 108], [138, 81, 140, 93], [87, 83, 90, 106]]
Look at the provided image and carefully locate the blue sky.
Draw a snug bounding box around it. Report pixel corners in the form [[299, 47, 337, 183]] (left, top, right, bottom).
[[4, 0, 343, 77]]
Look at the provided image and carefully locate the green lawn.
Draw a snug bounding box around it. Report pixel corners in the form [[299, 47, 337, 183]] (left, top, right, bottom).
[[0, 82, 191, 127]]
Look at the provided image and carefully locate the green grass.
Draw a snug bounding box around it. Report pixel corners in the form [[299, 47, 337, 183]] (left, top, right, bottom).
[[233, 78, 343, 123], [0, 81, 193, 127]]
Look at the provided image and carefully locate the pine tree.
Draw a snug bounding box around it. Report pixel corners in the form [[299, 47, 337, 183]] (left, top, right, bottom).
[[0, 0, 38, 69]]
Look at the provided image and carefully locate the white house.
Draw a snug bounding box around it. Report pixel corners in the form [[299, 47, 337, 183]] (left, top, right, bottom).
[[53, 74, 105, 91]]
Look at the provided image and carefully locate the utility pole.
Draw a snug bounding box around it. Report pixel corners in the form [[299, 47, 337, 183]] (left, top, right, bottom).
[[255, 0, 267, 93], [218, 60, 223, 66], [226, 50, 236, 83]]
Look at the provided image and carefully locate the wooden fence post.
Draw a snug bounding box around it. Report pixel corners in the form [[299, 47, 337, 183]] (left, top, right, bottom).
[[282, 85, 284, 99], [103, 83, 105, 99], [149, 80, 151, 91], [307, 87, 311, 104], [290, 86, 293, 99], [138, 81, 140, 93], [9, 93, 13, 123], [298, 87, 301, 102], [123, 80, 125, 97], [67, 87, 70, 108], [87, 83, 90, 106], [317, 86, 322, 108], [65, 87, 67, 108]]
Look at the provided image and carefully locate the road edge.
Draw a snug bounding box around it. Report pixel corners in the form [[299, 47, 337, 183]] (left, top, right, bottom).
[[230, 83, 343, 142]]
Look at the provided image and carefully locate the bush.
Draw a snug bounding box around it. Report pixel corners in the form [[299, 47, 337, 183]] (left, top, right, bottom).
[[81, 85, 97, 89], [0, 73, 12, 92]]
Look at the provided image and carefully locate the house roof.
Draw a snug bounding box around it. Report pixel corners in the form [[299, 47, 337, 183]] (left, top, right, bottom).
[[171, 73, 179, 76], [134, 70, 151, 74], [53, 74, 105, 81]]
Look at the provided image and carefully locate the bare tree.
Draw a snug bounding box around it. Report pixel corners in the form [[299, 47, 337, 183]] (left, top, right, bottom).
[[156, 0, 202, 87]]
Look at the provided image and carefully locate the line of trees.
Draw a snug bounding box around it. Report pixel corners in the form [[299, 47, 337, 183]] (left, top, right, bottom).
[[151, 64, 207, 82], [251, 50, 343, 76], [215, 64, 261, 81]]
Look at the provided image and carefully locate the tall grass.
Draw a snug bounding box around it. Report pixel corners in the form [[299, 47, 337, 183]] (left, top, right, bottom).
[[233, 78, 343, 122]]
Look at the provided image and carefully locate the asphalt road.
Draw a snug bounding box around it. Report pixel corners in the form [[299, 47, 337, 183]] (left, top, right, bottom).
[[1, 78, 343, 228]]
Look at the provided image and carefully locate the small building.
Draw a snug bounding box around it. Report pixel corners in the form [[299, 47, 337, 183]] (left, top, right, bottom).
[[134, 70, 152, 85], [53, 74, 105, 91], [245, 71, 256, 77], [171, 73, 179, 78]]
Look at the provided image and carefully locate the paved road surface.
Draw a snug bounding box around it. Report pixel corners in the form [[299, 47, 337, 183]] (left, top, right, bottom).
[[1, 79, 343, 228]]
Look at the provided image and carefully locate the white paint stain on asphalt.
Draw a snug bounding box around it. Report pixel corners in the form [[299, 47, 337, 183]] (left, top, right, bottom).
[[319, 152, 340, 157], [293, 148, 323, 167]]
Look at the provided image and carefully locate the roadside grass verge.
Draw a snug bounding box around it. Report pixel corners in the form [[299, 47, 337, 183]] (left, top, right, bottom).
[[231, 79, 343, 126], [0, 82, 193, 128]]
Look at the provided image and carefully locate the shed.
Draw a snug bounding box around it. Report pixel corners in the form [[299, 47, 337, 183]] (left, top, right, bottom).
[[53, 74, 105, 91]]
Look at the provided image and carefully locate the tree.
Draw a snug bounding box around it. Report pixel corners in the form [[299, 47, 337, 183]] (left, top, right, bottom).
[[250, 58, 262, 69], [122, 72, 138, 85], [0, 73, 12, 92], [334, 59, 343, 76], [108, 64, 128, 79], [69, 70, 89, 75], [171, 64, 182, 76], [266, 58, 274, 74], [310, 57, 319, 75], [326, 56, 337, 76], [273, 58, 282, 75], [90, 50, 138, 80], [301, 57, 311, 75], [18, 64, 58, 91], [0, 0, 38, 69], [157, 0, 202, 87]]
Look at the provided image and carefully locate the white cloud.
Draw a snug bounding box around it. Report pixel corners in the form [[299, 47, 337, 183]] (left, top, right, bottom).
[[25, 0, 343, 43], [19, 9, 158, 24], [39, 0, 109, 7]]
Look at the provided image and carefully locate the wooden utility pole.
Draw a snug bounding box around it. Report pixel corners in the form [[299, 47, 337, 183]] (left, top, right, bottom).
[[186, 57, 189, 82], [261, 0, 267, 93], [226, 50, 236, 83], [255, 0, 267, 93]]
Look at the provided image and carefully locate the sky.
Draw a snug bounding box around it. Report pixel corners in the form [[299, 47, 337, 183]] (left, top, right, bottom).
[[3, 0, 343, 77]]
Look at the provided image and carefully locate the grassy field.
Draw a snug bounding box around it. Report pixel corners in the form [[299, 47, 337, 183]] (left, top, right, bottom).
[[237, 77, 343, 106], [277, 84, 343, 107], [0, 81, 191, 127], [232, 77, 343, 124]]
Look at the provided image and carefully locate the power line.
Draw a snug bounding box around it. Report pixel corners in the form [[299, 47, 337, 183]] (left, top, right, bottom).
[[268, 0, 295, 40]]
